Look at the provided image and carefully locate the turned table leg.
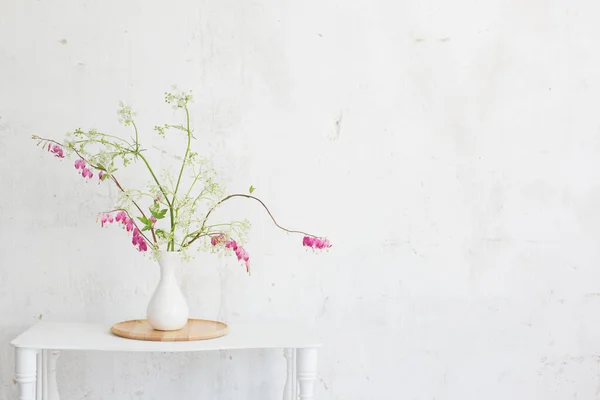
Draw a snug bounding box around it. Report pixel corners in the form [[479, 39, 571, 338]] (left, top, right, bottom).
[[297, 348, 317, 399], [36, 351, 42, 400], [16, 348, 38, 400], [283, 349, 297, 400], [46, 350, 60, 400], [33, 350, 60, 400]]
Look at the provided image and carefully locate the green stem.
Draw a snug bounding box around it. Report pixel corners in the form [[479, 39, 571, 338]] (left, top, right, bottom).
[[134, 150, 175, 251], [173, 107, 191, 200], [185, 188, 208, 213], [132, 121, 140, 152], [183, 194, 318, 248], [180, 166, 203, 209], [179, 221, 242, 248], [136, 152, 171, 208], [169, 106, 192, 250], [94, 132, 132, 145], [72, 139, 124, 151], [178, 180, 206, 247], [125, 120, 168, 249], [74, 130, 132, 146]]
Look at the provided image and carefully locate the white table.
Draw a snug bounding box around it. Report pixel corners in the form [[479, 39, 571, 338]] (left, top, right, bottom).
[[11, 321, 320, 400]]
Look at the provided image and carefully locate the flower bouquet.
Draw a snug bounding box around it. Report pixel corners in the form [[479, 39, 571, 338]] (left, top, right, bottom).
[[33, 89, 330, 331]]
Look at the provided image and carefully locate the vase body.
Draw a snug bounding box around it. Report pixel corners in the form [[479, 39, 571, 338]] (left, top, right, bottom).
[[147, 251, 189, 331]]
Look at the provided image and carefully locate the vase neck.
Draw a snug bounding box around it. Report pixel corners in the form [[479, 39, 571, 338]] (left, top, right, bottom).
[[157, 252, 179, 279]]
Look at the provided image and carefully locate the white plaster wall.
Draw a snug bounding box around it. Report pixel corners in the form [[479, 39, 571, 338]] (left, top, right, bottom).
[[2, 0, 600, 399]]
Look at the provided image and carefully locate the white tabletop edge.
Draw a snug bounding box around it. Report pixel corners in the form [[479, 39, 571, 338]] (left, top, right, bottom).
[[10, 343, 324, 352], [11, 321, 322, 352]]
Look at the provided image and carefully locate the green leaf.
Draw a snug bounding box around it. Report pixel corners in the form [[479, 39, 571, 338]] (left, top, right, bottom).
[[156, 229, 167, 239], [150, 207, 168, 220], [138, 214, 153, 232], [137, 216, 150, 226], [249, 185, 255, 194]]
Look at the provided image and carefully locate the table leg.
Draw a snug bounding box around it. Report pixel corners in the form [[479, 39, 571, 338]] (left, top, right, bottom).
[[283, 348, 297, 400], [297, 348, 317, 399], [38, 350, 60, 400], [46, 350, 60, 400], [15, 348, 38, 400], [36, 352, 42, 400], [33, 350, 60, 400]]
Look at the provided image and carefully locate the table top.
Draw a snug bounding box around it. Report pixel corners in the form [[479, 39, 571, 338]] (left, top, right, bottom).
[[11, 321, 321, 352]]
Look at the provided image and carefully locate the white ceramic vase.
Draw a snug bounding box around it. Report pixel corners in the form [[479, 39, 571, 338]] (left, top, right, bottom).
[[146, 251, 189, 331]]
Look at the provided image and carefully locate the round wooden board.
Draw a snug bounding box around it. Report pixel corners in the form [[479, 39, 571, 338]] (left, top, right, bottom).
[[111, 319, 228, 342]]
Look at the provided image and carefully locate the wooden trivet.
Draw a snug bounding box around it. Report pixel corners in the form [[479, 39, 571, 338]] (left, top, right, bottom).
[[110, 319, 228, 342]]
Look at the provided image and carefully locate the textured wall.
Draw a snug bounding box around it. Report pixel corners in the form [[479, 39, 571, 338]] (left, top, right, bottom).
[[2, 0, 600, 399]]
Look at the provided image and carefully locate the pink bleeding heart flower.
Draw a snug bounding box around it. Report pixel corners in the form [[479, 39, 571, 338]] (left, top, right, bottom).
[[224, 239, 250, 273], [236, 247, 250, 273], [208, 235, 250, 273], [235, 246, 249, 262], [210, 234, 226, 246], [317, 238, 331, 249], [125, 217, 134, 232], [225, 239, 238, 251], [302, 236, 331, 250], [150, 216, 157, 224], [97, 211, 148, 253], [82, 167, 93, 179], [100, 213, 114, 227], [49, 144, 64, 158], [74, 159, 85, 170], [138, 240, 148, 252], [115, 211, 127, 223], [131, 229, 140, 244], [53, 145, 63, 158], [75, 159, 94, 180], [302, 236, 314, 247], [98, 171, 103, 181], [132, 236, 138, 245], [131, 228, 147, 252]]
